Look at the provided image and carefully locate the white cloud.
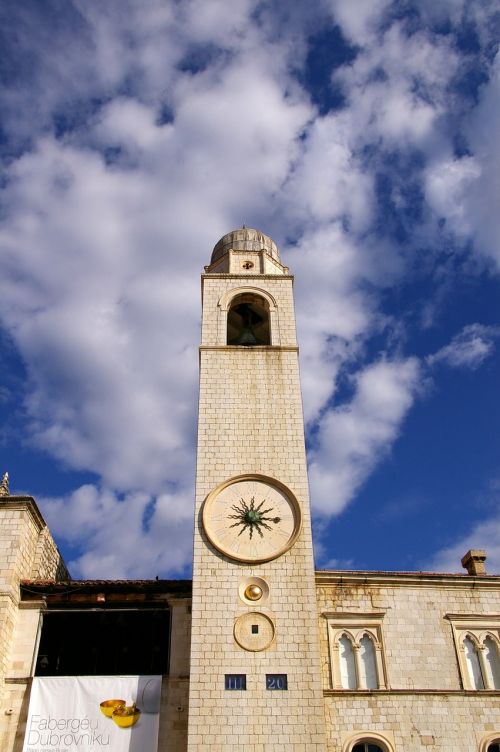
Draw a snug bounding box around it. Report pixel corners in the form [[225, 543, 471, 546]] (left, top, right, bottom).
[[0, 2, 179, 148], [0, 2, 316, 576], [309, 357, 422, 516], [334, 23, 458, 151], [326, 0, 392, 46], [1, 0, 499, 578], [0, 13, 312, 499], [424, 51, 500, 270], [175, 0, 255, 45], [461, 50, 500, 269], [283, 113, 374, 231], [1, 138, 200, 492], [41, 484, 193, 578], [427, 323, 499, 370], [289, 223, 381, 422], [425, 155, 482, 238], [426, 514, 500, 576]]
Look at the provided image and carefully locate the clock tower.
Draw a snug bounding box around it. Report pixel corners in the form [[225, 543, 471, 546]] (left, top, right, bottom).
[[187, 228, 327, 751]]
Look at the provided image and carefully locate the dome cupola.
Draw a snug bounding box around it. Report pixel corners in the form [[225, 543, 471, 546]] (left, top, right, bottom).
[[211, 227, 280, 265]]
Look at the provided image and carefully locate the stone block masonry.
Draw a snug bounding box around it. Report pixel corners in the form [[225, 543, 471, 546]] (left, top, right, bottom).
[[188, 247, 327, 751]]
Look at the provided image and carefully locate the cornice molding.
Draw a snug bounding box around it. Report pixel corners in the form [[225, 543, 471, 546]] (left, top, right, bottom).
[[0, 495, 46, 531], [323, 688, 500, 696], [321, 612, 387, 625], [0, 589, 21, 607], [315, 570, 500, 589], [445, 613, 500, 622], [202, 273, 294, 281], [199, 345, 299, 352], [18, 599, 47, 611]]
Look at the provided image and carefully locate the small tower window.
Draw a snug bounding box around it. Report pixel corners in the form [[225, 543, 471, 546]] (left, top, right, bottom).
[[227, 293, 270, 346]]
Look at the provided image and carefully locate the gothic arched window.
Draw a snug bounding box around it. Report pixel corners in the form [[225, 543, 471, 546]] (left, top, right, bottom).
[[227, 293, 270, 346], [448, 617, 500, 691], [464, 636, 485, 689], [359, 634, 378, 690], [328, 616, 387, 691], [484, 636, 500, 689], [339, 634, 357, 689]]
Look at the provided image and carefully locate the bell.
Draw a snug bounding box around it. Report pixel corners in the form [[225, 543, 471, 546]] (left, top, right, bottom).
[[236, 324, 259, 346], [232, 302, 262, 346]]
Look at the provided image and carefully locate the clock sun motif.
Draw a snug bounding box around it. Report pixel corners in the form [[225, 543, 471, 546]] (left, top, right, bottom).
[[202, 475, 302, 563], [228, 496, 281, 539]]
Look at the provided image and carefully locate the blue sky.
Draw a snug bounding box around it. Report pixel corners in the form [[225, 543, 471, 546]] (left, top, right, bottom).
[[0, 0, 499, 578]]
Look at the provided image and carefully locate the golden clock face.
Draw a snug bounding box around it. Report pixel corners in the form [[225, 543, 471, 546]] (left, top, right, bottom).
[[202, 475, 302, 563]]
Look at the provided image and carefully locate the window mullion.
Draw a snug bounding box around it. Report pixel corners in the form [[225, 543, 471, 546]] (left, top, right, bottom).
[[374, 641, 386, 689], [353, 643, 364, 690], [331, 641, 343, 689], [477, 644, 492, 690]]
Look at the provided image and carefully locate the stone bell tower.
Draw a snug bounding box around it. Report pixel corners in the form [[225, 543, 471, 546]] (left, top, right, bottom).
[[187, 228, 327, 751]]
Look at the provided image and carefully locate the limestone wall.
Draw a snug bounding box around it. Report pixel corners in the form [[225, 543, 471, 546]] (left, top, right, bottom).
[[200, 274, 298, 347], [0, 497, 68, 751], [157, 599, 191, 751], [316, 572, 500, 751], [188, 270, 327, 751]]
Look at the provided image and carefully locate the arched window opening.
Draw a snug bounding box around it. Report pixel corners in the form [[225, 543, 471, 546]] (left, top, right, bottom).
[[339, 634, 357, 689], [487, 743, 500, 752], [346, 732, 393, 752], [359, 634, 378, 689], [449, 618, 500, 693], [227, 293, 270, 346], [464, 636, 485, 689], [484, 637, 500, 689]]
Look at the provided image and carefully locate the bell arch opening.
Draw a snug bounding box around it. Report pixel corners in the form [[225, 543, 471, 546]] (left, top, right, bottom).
[[480, 734, 500, 752], [343, 733, 394, 752], [227, 293, 271, 346]]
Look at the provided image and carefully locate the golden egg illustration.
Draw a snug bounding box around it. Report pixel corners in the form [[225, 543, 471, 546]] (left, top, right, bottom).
[[99, 699, 126, 718], [112, 704, 141, 728]]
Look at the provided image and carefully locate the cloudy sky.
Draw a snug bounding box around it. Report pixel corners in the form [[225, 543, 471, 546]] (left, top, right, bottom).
[[1, 0, 499, 579]]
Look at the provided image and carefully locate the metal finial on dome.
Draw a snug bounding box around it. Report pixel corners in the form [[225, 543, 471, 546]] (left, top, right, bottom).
[[0, 471, 9, 497]]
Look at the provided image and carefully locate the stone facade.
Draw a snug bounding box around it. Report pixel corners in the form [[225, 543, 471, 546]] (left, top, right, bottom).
[[0, 229, 499, 752], [2, 564, 499, 751], [160, 598, 191, 751], [188, 229, 327, 751], [2, 577, 192, 752], [0, 496, 68, 751], [317, 569, 500, 751]]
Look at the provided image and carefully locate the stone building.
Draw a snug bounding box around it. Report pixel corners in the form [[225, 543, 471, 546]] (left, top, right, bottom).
[[0, 228, 499, 752]]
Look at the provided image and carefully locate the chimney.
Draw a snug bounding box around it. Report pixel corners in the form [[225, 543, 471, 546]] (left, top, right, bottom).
[[461, 549, 487, 576]]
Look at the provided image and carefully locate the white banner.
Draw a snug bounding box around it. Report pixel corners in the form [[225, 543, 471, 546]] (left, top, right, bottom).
[[23, 675, 162, 752]]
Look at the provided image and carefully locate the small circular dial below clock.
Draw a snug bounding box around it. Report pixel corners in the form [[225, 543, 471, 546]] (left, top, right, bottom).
[[202, 475, 302, 563]]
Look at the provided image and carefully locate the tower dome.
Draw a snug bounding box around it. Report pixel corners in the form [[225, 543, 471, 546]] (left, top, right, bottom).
[[211, 227, 280, 264]]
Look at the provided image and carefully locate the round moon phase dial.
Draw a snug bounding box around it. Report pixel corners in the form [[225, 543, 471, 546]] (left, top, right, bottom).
[[234, 612, 275, 652], [202, 475, 302, 563]]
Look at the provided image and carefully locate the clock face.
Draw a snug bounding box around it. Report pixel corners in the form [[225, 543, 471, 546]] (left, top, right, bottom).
[[202, 475, 302, 563]]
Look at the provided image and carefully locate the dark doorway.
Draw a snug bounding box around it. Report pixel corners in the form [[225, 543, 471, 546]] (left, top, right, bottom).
[[35, 608, 170, 676]]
